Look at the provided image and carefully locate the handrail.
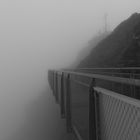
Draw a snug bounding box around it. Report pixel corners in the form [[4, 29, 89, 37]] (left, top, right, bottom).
[[79, 67, 140, 69], [64, 67, 140, 70], [60, 70, 140, 86]]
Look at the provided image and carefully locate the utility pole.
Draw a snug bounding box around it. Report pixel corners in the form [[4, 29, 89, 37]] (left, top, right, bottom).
[[104, 13, 108, 33]]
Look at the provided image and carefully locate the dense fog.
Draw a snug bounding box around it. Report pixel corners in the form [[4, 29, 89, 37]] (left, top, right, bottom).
[[0, 0, 140, 139]]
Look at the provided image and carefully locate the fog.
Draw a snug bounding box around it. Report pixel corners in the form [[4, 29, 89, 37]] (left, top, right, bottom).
[[0, 0, 140, 139]]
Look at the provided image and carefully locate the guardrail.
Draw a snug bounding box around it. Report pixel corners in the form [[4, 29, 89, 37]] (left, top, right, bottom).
[[66, 67, 140, 78], [48, 69, 140, 140]]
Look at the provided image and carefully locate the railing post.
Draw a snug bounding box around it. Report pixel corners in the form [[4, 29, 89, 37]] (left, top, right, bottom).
[[66, 74, 72, 132], [60, 72, 65, 118], [94, 91, 100, 140], [89, 78, 100, 140], [54, 72, 56, 98], [53, 71, 55, 96], [55, 72, 59, 103]]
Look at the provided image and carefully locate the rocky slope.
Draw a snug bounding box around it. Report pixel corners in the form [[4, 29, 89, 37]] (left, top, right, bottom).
[[78, 13, 140, 68]]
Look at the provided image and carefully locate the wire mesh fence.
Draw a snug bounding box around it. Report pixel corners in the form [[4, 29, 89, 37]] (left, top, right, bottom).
[[48, 68, 140, 140]]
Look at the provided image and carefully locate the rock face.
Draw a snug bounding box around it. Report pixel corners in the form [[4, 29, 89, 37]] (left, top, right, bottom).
[[78, 13, 140, 68]]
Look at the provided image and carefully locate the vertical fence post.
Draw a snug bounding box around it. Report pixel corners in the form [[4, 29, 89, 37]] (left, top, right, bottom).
[[55, 72, 59, 103], [60, 72, 65, 118], [94, 91, 100, 140], [89, 78, 100, 140], [54, 72, 56, 98], [66, 74, 72, 132], [52, 71, 55, 96]]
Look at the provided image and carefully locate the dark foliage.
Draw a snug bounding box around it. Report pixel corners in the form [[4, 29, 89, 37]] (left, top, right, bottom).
[[78, 13, 140, 68]]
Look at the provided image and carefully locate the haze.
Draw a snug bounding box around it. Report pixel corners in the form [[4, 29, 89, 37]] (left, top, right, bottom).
[[0, 0, 139, 139]]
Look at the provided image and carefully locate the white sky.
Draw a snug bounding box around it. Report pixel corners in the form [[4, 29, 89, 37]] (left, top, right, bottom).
[[0, 0, 140, 69], [0, 0, 140, 139]]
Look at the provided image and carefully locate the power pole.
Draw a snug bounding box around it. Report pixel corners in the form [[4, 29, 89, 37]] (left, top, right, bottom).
[[104, 13, 108, 33]]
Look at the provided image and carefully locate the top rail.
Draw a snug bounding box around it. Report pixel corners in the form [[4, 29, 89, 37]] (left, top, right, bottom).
[[62, 67, 140, 78], [59, 70, 140, 87], [73, 67, 140, 70]]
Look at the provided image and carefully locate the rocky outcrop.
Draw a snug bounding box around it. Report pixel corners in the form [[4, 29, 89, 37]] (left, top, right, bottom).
[[78, 13, 140, 68]]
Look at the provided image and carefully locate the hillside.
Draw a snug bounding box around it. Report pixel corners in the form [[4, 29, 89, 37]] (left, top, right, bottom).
[[70, 31, 110, 68], [78, 13, 140, 68]]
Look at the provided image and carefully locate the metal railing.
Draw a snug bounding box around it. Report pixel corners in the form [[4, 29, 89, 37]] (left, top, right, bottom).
[[65, 67, 140, 78], [48, 68, 140, 140]]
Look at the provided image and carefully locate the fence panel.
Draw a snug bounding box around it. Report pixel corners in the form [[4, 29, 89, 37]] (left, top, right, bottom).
[[94, 87, 140, 140], [48, 69, 140, 140], [70, 74, 92, 140]]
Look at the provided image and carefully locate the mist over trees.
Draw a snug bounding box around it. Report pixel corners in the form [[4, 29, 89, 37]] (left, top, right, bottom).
[[71, 30, 110, 68], [78, 13, 140, 68]]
